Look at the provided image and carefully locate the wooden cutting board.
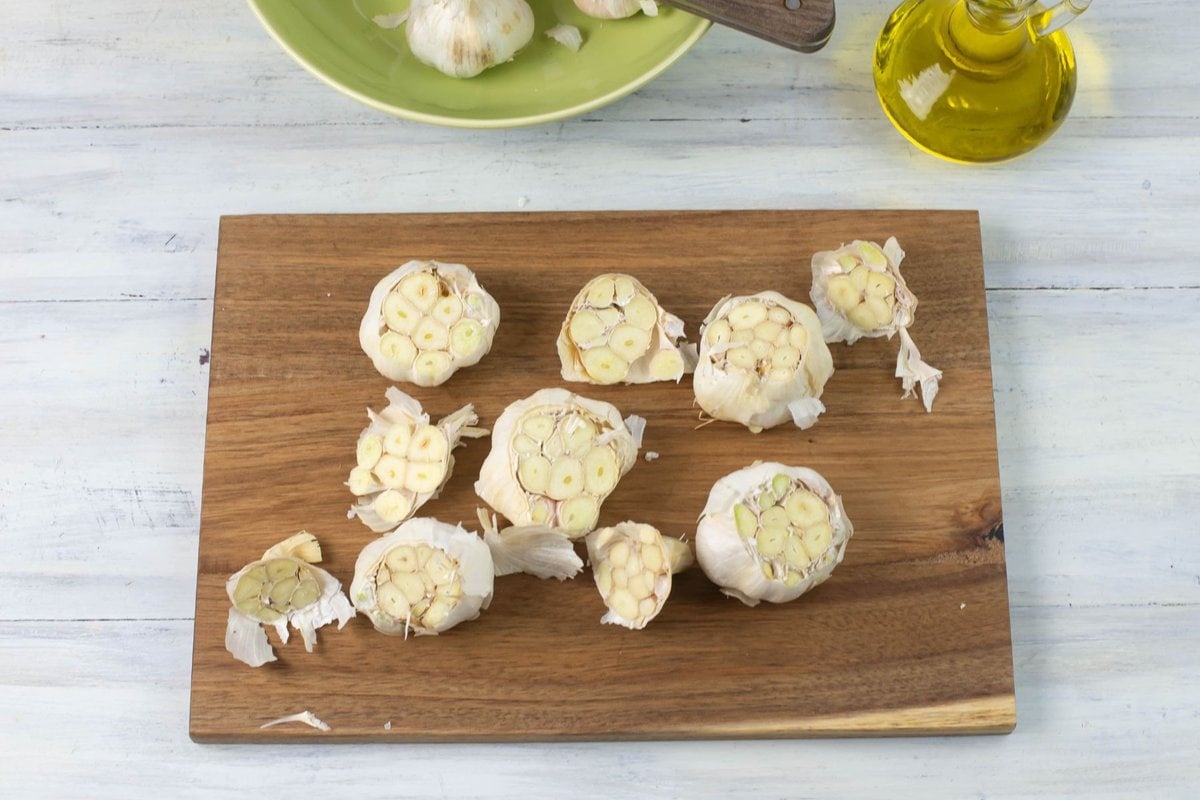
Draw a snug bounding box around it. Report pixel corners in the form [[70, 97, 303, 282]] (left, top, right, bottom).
[[190, 210, 1014, 742]]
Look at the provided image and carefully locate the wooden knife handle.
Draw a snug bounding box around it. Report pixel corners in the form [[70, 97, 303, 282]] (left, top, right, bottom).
[[663, 0, 836, 53]]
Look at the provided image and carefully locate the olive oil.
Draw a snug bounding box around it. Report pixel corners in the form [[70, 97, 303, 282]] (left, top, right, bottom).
[[873, 0, 1080, 163]]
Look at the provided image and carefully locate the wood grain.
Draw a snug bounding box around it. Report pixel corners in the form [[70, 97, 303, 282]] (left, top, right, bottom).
[[665, 0, 836, 52], [189, 210, 1013, 741]]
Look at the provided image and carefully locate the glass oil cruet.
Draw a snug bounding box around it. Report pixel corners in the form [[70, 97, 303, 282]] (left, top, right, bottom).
[[873, 0, 1091, 163]]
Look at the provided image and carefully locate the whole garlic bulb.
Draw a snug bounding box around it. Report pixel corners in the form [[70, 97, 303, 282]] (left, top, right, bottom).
[[224, 533, 355, 667], [350, 519, 495, 636], [475, 388, 643, 538], [585, 522, 693, 629], [407, 0, 535, 78], [347, 387, 487, 533], [574, 0, 659, 19], [557, 273, 697, 385], [810, 237, 942, 411], [360, 260, 501, 387], [693, 291, 834, 432], [696, 462, 852, 606]]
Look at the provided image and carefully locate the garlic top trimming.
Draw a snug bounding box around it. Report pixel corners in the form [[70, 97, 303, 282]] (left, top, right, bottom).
[[347, 386, 487, 533], [696, 462, 852, 606], [810, 237, 942, 412], [586, 522, 693, 629], [693, 291, 834, 432], [224, 532, 355, 667], [475, 387, 643, 539], [557, 272, 697, 385], [360, 260, 501, 387], [406, 0, 535, 78]]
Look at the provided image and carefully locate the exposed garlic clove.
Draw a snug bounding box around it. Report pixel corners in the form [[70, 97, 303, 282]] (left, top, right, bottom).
[[475, 388, 641, 539], [360, 260, 500, 387], [224, 532, 355, 667], [585, 522, 691, 629], [406, 0, 535, 78], [810, 237, 942, 411], [347, 387, 489, 533], [693, 291, 834, 432], [558, 273, 697, 385], [350, 518, 495, 637], [696, 462, 852, 607]]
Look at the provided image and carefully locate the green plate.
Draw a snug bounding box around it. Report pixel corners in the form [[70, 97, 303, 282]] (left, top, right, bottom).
[[248, 0, 710, 128]]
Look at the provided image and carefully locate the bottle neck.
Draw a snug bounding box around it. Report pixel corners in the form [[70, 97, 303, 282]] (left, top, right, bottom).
[[948, 0, 1032, 62]]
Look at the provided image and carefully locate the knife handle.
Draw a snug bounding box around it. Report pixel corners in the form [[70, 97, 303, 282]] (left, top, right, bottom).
[[663, 0, 836, 53]]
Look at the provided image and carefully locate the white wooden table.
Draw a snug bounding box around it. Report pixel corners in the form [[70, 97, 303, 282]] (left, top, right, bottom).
[[2, 0, 1197, 796]]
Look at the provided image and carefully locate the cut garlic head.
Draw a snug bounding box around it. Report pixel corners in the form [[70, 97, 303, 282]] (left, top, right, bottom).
[[350, 519, 494, 636], [476, 388, 643, 539], [693, 291, 834, 432], [574, 0, 659, 18], [347, 387, 487, 533], [360, 260, 500, 386], [810, 237, 942, 412], [696, 462, 852, 606], [406, 0, 535, 78], [586, 522, 693, 630], [558, 273, 697, 385], [224, 532, 355, 667]]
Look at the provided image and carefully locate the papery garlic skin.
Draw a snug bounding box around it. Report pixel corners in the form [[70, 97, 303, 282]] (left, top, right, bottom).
[[696, 462, 852, 606], [558, 273, 697, 385], [350, 519, 495, 636], [347, 387, 487, 533], [574, 0, 658, 18], [693, 291, 834, 432], [476, 388, 642, 539], [406, 0, 535, 78], [224, 532, 355, 667], [476, 509, 584, 580], [360, 260, 500, 386], [586, 522, 692, 629], [810, 237, 942, 411]]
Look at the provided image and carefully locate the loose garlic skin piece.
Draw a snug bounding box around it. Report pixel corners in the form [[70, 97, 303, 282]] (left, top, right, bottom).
[[224, 533, 355, 667], [810, 238, 942, 412], [693, 291, 834, 432], [696, 462, 852, 606], [347, 387, 487, 533], [586, 522, 693, 629], [350, 519, 495, 637], [574, 0, 659, 18], [406, 0, 535, 79], [558, 273, 698, 385], [476, 388, 642, 540], [360, 260, 500, 387]]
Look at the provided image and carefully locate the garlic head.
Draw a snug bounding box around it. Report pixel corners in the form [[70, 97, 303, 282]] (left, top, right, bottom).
[[693, 291, 834, 432], [475, 388, 642, 539], [350, 518, 495, 636], [810, 237, 942, 411], [360, 260, 500, 387], [406, 0, 535, 78], [574, 0, 659, 19], [557, 273, 697, 385], [696, 462, 852, 606], [224, 532, 355, 667], [586, 522, 692, 629]]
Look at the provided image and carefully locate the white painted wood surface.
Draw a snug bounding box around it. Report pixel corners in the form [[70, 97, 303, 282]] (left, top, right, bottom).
[[1, 0, 1197, 796]]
